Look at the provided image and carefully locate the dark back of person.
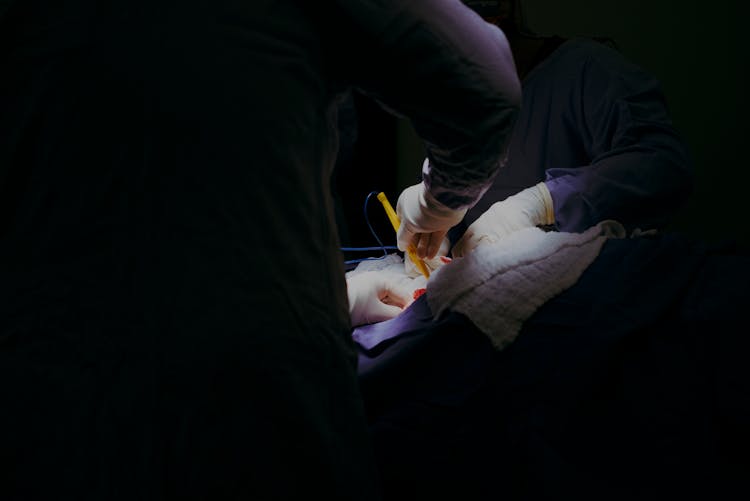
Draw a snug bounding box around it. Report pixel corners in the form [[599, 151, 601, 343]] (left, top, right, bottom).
[[0, 1, 373, 499], [0, 1, 523, 499], [0, 0, 350, 331]]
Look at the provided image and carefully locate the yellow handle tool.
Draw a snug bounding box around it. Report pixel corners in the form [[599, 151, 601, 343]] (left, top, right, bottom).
[[376, 192, 430, 279]]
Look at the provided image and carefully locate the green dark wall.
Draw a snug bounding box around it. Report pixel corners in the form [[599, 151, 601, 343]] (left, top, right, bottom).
[[396, 0, 750, 246]]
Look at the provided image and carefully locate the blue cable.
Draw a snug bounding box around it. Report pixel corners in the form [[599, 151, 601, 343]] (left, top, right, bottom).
[[342, 191, 398, 265]]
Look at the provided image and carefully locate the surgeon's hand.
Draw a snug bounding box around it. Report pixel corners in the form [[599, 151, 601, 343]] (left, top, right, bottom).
[[403, 236, 452, 277], [347, 272, 413, 327], [396, 182, 467, 260], [452, 182, 555, 257]]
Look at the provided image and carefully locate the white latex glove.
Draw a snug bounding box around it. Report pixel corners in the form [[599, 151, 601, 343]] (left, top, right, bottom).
[[347, 271, 413, 327], [396, 181, 467, 260], [452, 182, 554, 258], [403, 236, 452, 277]]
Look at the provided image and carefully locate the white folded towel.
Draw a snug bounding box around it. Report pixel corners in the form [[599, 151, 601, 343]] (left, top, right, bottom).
[[426, 220, 626, 350]]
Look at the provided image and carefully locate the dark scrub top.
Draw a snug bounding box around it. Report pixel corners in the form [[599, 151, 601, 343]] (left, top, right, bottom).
[[458, 37, 692, 236], [0, 1, 520, 499]]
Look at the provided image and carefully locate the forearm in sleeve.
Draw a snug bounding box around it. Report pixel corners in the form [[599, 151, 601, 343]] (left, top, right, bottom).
[[332, 0, 522, 210], [545, 51, 692, 232]]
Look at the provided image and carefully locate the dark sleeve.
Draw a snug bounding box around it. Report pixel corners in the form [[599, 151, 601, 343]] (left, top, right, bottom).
[[330, 0, 522, 210], [544, 41, 693, 233]]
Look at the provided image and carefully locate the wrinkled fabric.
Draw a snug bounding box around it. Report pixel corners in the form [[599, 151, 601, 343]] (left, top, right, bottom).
[[453, 37, 692, 240], [0, 0, 520, 499], [350, 8, 521, 210], [428, 221, 625, 350]]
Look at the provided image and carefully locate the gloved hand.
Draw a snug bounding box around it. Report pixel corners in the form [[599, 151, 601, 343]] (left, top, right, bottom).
[[347, 271, 413, 327], [396, 181, 467, 260], [451, 182, 554, 257], [403, 236, 452, 277]]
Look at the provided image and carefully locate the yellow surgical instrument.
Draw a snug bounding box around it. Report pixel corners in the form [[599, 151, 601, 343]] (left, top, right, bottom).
[[376, 192, 430, 279]]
